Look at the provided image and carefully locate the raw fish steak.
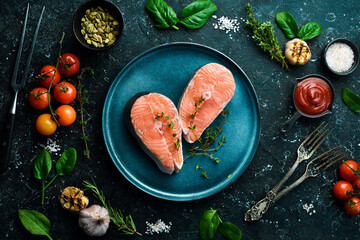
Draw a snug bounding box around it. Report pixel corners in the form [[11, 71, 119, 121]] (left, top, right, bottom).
[[124, 92, 183, 174], [178, 63, 235, 143]]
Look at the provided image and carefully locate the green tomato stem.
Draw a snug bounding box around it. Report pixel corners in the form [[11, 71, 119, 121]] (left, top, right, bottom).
[[44, 173, 60, 190], [171, 25, 179, 30]]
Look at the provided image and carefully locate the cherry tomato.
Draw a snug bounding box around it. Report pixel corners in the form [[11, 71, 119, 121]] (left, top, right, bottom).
[[352, 179, 360, 197], [340, 160, 359, 181], [28, 87, 50, 110], [53, 82, 77, 104], [37, 65, 61, 88], [58, 53, 80, 76], [344, 197, 360, 215], [333, 180, 354, 200], [36, 114, 57, 135], [56, 105, 76, 126]]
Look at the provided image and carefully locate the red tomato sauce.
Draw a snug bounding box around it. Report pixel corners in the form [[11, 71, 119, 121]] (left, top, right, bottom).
[[294, 77, 333, 115]]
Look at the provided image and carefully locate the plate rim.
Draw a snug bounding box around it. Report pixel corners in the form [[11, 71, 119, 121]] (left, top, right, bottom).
[[102, 42, 261, 201]]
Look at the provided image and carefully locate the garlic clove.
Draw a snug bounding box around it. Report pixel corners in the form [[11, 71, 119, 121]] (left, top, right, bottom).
[[285, 38, 311, 65], [60, 186, 89, 212], [79, 205, 110, 237]]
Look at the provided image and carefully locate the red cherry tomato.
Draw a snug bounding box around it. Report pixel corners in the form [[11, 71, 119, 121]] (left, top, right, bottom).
[[53, 82, 77, 104], [353, 179, 360, 197], [340, 160, 359, 181], [56, 105, 77, 126], [58, 53, 80, 76], [28, 87, 50, 110], [37, 65, 61, 88], [36, 114, 57, 135], [333, 180, 354, 200], [344, 197, 360, 215]]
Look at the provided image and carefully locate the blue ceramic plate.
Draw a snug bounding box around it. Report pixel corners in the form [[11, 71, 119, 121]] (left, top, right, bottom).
[[102, 43, 260, 201]]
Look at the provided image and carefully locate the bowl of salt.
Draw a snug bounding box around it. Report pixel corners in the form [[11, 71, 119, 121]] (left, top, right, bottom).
[[324, 38, 359, 75]]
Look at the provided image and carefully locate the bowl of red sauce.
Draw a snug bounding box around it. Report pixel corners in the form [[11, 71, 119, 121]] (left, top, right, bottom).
[[280, 74, 334, 133]]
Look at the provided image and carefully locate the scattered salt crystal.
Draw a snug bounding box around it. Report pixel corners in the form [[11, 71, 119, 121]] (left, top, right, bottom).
[[325, 42, 355, 72], [302, 203, 316, 215], [39, 138, 61, 153], [212, 15, 240, 35], [145, 219, 171, 234]]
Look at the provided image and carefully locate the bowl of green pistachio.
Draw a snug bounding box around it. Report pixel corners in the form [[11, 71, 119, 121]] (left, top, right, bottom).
[[73, 0, 124, 50]]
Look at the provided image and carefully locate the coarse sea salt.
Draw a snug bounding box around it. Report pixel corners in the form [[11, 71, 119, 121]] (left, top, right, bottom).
[[39, 138, 61, 154], [145, 219, 171, 234], [325, 42, 355, 72], [212, 15, 240, 37]]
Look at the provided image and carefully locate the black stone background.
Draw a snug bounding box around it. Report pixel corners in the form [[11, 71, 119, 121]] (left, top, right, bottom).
[[1, 0, 360, 239]]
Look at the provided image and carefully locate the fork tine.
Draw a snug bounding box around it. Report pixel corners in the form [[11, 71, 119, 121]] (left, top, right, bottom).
[[301, 122, 325, 146], [308, 126, 333, 154], [318, 153, 347, 172], [311, 146, 346, 171]]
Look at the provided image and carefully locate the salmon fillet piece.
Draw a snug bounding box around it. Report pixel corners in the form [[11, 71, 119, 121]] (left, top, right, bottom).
[[125, 92, 183, 174], [178, 63, 235, 143]]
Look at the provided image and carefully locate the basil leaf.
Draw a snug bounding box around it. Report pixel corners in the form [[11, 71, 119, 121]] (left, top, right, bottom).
[[33, 149, 52, 181], [298, 22, 321, 40], [180, 0, 217, 29], [218, 222, 242, 240], [275, 12, 299, 39], [145, 0, 179, 30], [55, 148, 77, 176], [342, 88, 360, 112], [18, 209, 52, 240], [199, 209, 220, 240]]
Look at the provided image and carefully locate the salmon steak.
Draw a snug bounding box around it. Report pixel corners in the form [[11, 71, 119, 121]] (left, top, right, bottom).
[[178, 63, 236, 143], [124, 92, 183, 174]]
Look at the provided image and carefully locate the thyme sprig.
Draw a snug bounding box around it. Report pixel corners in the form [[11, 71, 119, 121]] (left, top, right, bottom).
[[83, 179, 141, 236], [155, 112, 181, 159], [189, 96, 205, 140], [246, 3, 289, 71], [77, 67, 94, 159], [184, 109, 229, 163]]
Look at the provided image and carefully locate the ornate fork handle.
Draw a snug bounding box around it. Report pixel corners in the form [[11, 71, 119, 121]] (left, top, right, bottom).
[[244, 159, 302, 221]]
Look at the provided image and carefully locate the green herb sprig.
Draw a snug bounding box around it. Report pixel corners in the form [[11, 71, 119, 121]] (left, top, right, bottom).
[[145, 0, 217, 30], [246, 3, 289, 71], [33, 148, 77, 204], [83, 179, 141, 236], [77, 67, 95, 159], [18, 209, 53, 240], [199, 208, 242, 240], [188, 96, 205, 139], [185, 109, 229, 163]]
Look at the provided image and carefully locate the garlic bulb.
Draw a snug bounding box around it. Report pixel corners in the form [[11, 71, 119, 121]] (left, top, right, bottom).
[[79, 205, 110, 237], [60, 186, 89, 212], [285, 38, 311, 65]]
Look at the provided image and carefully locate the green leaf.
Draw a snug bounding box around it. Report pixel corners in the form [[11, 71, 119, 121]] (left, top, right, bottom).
[[218, 222, 242, 240], [199, 209, 220, 240], [33, 149, 52, 181], [18, 209, 53, 240], [275, 12, 299, 39], [180, 0, 217, 29], [342, 88, 360, 112], [298, 22, 321, 40], [145, 0, 179, 30], [55, 148, 77, 176]]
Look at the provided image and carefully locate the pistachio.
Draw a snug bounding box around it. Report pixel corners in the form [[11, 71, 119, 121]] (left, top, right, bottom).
[[80, 6, 120, 47]]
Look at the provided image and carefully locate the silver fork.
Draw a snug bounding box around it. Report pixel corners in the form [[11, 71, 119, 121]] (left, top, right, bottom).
[[273, 146, 346, 202], [244, 122, 332, 221]]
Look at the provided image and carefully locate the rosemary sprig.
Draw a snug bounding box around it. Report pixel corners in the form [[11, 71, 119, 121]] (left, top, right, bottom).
[[82, 179, 141, 236], [246, 3, 289, 71], [184, 109, 229, 163], [77, 67, 94, 159]]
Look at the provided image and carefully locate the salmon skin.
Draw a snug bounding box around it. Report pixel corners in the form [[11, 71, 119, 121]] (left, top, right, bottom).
[[124, 92, 183, 174], [178, 63, 236, 143]]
